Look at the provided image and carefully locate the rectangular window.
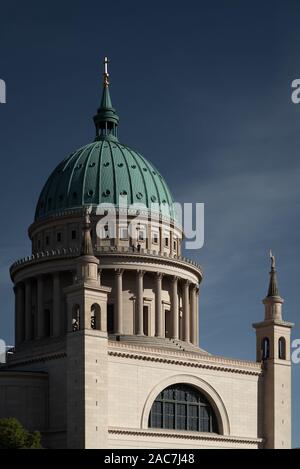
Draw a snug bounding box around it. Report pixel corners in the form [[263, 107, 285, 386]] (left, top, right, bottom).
[[138, 225, 146, 242], [165, 309, 172, 338], [152, 231, 159, 244], [119, 226, 128, 240], [164, 232, 169, 247], [45, 236, 50, 246], [143, 305, 149, 336], [107, 304, 114, 333], [173, 240, 176, 251], [71, 230, 77, 240], [56, 232, 62, 242]]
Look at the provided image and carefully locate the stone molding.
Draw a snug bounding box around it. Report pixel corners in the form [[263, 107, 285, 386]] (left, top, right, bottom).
[[108, 427, 263, 446], [108, 342, 262, 376], [11, 247, 202, 280]]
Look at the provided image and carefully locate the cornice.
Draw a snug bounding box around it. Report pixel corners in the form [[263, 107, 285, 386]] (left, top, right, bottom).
[[108, 342, 263, 376], [108, 427, 263, 445], [3, 352, 66, 368]]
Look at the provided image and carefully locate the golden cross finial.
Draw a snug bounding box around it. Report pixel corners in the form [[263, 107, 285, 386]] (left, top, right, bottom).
[[103, 56, 110, 86]]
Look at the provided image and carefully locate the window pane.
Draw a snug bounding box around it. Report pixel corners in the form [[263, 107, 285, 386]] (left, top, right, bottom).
[[164, 403, 175, 429], [188, 405, 199, 431], [201, 418, 210, 432], [151, 401, 163, 428], [177, 403, 187, 430]]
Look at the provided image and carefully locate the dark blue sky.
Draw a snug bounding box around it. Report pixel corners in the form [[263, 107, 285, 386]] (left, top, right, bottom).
[[0, 0, 299, 446]]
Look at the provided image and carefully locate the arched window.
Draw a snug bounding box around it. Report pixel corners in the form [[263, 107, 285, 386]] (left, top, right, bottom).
[[262, 337, 270, 360], [148, 384, 218, 433], [72, 304, 80, 332], [279, 337, 286, 360], [91, 304, 101, 330]]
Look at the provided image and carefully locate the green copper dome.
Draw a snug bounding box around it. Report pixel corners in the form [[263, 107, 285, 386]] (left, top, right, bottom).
[[35, 139, 175, 220], [35, 61, 175, 221]]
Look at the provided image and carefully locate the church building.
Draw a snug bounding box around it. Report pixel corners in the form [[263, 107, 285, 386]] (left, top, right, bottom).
[[0, 59, 293, 449]]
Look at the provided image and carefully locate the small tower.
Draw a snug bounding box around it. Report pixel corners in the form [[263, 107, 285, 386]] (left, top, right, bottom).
[[253, 252, 294, 449], [65, 206, 111, 449]]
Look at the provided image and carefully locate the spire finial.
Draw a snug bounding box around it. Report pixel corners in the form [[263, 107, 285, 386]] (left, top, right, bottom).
[[270, 249, 276, 270], [93, 56, 119, 140], [103, 56, 110, 87], [267, 250, 279, 297]]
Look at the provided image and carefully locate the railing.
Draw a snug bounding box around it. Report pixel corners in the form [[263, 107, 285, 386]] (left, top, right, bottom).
[[94, 245, 203, 271], [10, 247, 80, 271], [10, 245, 202, 274]]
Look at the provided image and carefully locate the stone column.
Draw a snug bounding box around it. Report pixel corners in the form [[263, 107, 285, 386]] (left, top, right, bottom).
[[37, 275, 44, 339], [171, 276, 179, 339], [115, 269, 124, 335], [155, 273, 163, 337], [53, 272, 61, 337], [190, 285, 197, 345], [25, 280, 32, 340], [14, 283, 24, 346], [183, 280, 190, 342], [136, 270, 145, 335]]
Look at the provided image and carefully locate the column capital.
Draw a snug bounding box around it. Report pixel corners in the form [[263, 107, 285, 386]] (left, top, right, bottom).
[[171, 276, 179, 283], [183, 279, 191, 288], [137, 269, 146, 277], [156, 272, 164, 280], [115, 268, 124, 276]]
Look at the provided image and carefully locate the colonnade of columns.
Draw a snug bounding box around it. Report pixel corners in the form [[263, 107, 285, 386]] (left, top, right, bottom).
[[14, 269, 200, 347], [14, 273, 62, 346], [113, 269, 199, 345]]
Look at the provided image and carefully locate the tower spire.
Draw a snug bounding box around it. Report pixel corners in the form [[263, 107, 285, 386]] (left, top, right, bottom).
[[263, 250, 283, 321], [93, 56, 119, 141]]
